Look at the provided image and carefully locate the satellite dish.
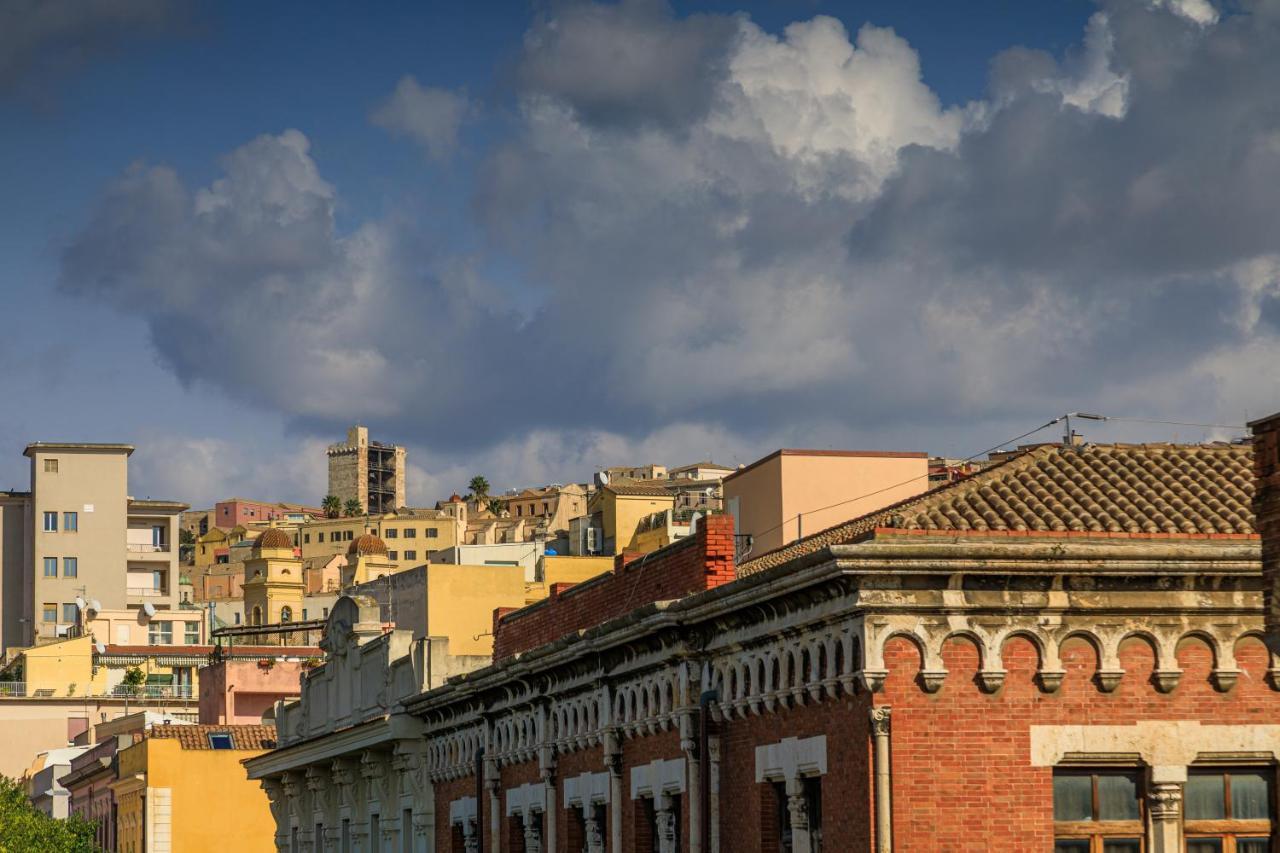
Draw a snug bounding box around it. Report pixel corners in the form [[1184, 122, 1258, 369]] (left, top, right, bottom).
[[94, 642, 105, 655], [89, 599, 101, 613], [142, 602, 156, 618], [75, 597, 87, 611], [596, 470, 610, 486]]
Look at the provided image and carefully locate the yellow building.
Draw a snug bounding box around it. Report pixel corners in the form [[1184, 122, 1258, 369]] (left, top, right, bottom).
[[586, 484, 676, 555], [1, 631, 205, 699], [339, 533, 397, 587], [192, 524, 253, 569], [298, 507, 460, 571], [112, 724, 277, 853], [242, 528, 303, 626]]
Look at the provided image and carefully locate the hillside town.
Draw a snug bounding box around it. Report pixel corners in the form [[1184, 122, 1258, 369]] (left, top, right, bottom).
[[3, 417, 1280, 851]]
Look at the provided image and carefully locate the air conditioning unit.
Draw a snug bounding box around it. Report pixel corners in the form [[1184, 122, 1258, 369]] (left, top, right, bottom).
[[585, 527, 599, 554]]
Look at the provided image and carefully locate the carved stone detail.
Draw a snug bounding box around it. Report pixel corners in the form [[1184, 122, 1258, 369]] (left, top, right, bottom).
[[1148, 782, 1182, 820]]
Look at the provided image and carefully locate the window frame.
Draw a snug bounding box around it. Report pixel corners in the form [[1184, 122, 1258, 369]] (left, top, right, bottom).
[[1184, 766, 1275, 852], [207, 733, 234, 750], [1053, 768, 1146, 853], [43, 557, 57, 578], [63, 512, 77, 532], [43, 511, 57, 532], [63, 557, 77, 578]]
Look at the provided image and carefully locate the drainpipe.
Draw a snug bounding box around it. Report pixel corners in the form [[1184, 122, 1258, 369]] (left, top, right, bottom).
[[699, 688, 719, 853]]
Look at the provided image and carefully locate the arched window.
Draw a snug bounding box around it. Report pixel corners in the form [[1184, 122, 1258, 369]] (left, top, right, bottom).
[[251, 606, 262, 626], [279, 606, 292, 623]]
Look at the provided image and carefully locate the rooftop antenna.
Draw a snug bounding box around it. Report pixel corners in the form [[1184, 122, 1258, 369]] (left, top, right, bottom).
[[1063, 412, 1107, 446]]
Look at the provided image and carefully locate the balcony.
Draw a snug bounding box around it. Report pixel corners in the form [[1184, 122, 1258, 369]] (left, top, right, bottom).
[[127, 542, 170, 553], [0, 683, 194, 700], [127, 588, 168, 598]]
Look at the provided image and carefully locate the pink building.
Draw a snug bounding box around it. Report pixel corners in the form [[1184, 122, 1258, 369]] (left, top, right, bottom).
[[213, 498, 321, 528], [198, 658, 310, 725]]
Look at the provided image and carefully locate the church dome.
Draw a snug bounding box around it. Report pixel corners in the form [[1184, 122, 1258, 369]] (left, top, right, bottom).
[[254, 527, 295, 553], [348, 533, 388, 557]]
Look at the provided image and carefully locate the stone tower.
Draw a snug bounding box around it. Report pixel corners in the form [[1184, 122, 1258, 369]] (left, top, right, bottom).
[[326, 425, 407, 514]]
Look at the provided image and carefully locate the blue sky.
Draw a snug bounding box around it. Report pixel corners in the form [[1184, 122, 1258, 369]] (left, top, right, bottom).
[[2, 0, 1271, 506]]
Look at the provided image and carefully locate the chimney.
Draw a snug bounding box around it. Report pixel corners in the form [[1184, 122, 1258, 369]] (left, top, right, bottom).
[[1250, 412, 1280, 633]]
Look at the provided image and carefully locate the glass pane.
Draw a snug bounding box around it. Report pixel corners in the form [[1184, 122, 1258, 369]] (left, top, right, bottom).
[[1054, 842, 1089, 853], [1239, 840, 1271, 853], [1053, 775, 1094, 821], [1185, 774, 1226, 820], [1187, 841, 1223, 853], [1232, 771, 1273, 819], [1098, 774, 1140, 820], [1103, 841, 1141, 853]]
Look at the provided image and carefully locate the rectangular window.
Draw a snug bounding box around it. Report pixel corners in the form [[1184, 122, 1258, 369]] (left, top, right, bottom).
[[341, 818, 350, 853], [63, 557, 77, 578], [345, 531, 353, 541], [404, 550, 416, 561], [208, 733, 234, 750], [44, 459, 58, 473], [385, 528, 398, 538], [425, 528, 439, 539], [1186, 768, 1273, 852], [388, 551, 398, 561], [184, 622, 199, 644], [402, 809, 412, 853], [62, 603, 77, 624], [302, 609, 308, 620], [323, 607, 329, 617], [43, 557, 57, 578], [304, 533, 310, 544], [148, 620, 173, 644], [1053, 770, 1142, 853], [403, 528, 416, 538], [63, 512, 77, 532], [43, 512, 57, 532], [370, 815, 379, 849], [234, 612, 241, 625], [42, 603, 56, 623]]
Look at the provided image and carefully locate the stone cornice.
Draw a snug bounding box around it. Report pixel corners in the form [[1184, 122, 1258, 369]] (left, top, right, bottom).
[[245, 714, 421, 780]]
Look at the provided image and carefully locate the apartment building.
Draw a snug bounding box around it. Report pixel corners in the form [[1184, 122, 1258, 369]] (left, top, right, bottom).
[[297, 507, 460, 570], [0, 443, 186, 655], [326, 424, 407, 514]]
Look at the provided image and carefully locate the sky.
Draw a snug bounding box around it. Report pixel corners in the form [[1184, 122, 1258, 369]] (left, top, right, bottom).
[[2, 0, 1276, 508]]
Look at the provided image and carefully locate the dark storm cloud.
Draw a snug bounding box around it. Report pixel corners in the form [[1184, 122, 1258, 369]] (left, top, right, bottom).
[[0, 0, 188, 97]]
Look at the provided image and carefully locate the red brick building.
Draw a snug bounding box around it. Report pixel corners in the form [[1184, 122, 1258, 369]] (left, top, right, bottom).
[[251, 441, 1280, 853]]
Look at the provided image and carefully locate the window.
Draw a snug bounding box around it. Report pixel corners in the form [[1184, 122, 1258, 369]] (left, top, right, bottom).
[[63, 557, 77, 578], [385, 528, 398, 538], [388, 551, 398, 560], [426, 528, 439, 539], [43, 512, 57, 532], [280, 606, 293, 623], [345, 531, 353, 541], [304, 533, 310, 544], [404, 550, 417, 561], [42, 603, 56, 623], [208, 733, 233, 750], [302, 608, 309, 620], [62, 603, 77, 624], [184, 622, 199, 644], [1186, 768, 1273, 852], [44, 459, 58, 473], [148, 620, 173, 644], [403, 528, 416, 538], [234, 612, 241, 625], [63, 512, 77, 532], [323, 607, 329, 618], [1053, 770, 1142, 853], [43, 557, 57, 578], [402, 809, 413, 853]]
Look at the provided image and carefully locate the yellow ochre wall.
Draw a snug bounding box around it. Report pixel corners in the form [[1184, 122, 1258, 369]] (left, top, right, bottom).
[[424, 563, 527, 657]]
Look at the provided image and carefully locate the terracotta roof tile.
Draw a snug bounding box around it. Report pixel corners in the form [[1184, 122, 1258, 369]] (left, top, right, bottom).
[[148, 723, 276, 750], [737, 443, 1255, 576], [605, 484, 675, 497]]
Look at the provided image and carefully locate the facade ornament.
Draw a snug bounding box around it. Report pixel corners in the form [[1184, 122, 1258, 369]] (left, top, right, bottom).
[[1095, 670, 1124, 693], [656, 793, 678, 853], [869, 706, 891, 737], [787, 790, 810, 832], [260, 777, 286, 824], [1148, 782, 1183, 820], [1210, 669, 1240, 692], [584, 814, 605, 853], [1152, 669, 1182, 693], [522, 816, 543, 853], [976, 669, 1006, 693], [330, 759, 356, 808], [1036, 670, 1066, 693], [919, 669, 947, 693]]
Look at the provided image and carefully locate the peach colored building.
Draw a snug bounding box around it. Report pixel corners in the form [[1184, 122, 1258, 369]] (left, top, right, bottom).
[[723, 448, 929, 557], [198, 658, 307, 725]]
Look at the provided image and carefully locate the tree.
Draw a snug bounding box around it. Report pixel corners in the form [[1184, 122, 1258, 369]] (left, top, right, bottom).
[[322, 495, 341, 519], [343, 498, 362, 517], [0, 774, 98, 851], [468, 476, 490, 501], [121, 666, 146, 696], [178, 529, 195, 546], [486, 497, 506, 516]]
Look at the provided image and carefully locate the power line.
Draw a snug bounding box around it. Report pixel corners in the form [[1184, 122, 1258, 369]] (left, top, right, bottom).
[[1089, 415, 1247, 431]]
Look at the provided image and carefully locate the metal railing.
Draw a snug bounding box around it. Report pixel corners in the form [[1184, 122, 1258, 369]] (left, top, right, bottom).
[[126, 588, 167, 597], [0, 682, 193, 700], [127, 542, 170, 553]]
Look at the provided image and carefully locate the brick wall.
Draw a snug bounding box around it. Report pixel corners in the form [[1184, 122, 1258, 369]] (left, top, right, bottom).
[[1252, 412, 1280, 632], [493, 515, 736, 659]]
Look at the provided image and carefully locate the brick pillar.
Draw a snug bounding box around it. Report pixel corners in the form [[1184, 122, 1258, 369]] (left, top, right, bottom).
[[1251, 412, 1280, 635]]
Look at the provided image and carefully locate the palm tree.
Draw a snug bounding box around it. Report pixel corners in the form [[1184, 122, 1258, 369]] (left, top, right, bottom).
[[343, 498, 362, 517], [468, 476, 490, 501], [321, 495, 341, 519]]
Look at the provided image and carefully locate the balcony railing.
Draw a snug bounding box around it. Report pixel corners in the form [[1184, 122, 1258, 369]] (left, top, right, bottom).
[[126, 588, 167, 597], [127, 543, 170, 553], [0, 682, 194, 700]]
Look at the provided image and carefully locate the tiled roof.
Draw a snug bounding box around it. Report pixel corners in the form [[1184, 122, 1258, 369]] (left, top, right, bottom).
[[605, 484, 675, 497], [148, 723, 276, 750], [737, 443, 1255, 576]]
